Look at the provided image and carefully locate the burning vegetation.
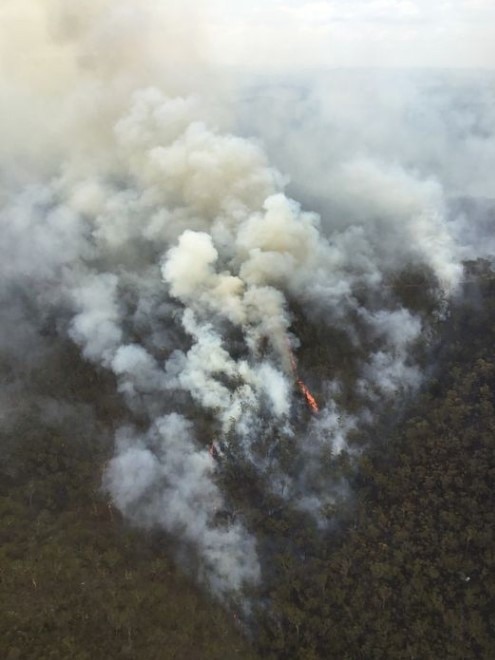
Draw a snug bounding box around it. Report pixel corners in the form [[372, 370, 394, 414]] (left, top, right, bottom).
[[1, 2, 495, 658], [287, 343, 320, 413]]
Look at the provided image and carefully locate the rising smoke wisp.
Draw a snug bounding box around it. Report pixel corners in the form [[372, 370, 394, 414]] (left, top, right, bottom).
[[2, 0, 494, 599]]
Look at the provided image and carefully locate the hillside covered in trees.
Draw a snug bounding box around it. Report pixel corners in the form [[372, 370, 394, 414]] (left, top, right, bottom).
[[1, 260, 494, 659], [256, 261, 495, 658], [0, 340, 256, 660], [1, 1, 495, 658]]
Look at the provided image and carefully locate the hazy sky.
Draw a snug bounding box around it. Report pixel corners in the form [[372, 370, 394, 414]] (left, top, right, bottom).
[[1, 0, 494, 85], [206, 0, 495, 70]]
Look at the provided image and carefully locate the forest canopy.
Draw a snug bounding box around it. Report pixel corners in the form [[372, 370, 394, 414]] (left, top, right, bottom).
[[1, 261, 494, 659]]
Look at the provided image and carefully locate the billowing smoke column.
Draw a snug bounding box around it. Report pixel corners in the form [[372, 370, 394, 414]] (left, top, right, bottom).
[[1, 0, 481, 599]]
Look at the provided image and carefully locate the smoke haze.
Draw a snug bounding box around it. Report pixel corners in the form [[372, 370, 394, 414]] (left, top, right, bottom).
[[1, 0, 494, 600]]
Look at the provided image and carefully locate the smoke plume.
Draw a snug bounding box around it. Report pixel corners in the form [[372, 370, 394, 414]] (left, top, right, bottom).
[[2, 0, 493, 600]]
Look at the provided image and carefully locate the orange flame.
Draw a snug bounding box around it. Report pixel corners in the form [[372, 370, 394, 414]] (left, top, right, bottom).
[[297, 378, 320, 413], [286, 341, 319, 413]]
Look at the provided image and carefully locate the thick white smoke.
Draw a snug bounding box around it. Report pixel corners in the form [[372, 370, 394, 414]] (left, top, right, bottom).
[[105, 414, 260, 594], [3, 0, 491, 600]]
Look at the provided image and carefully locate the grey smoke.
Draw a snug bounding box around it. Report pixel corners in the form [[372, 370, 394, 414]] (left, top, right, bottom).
[[106, 414, 260, 595], [1, 0, 493, 599]]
